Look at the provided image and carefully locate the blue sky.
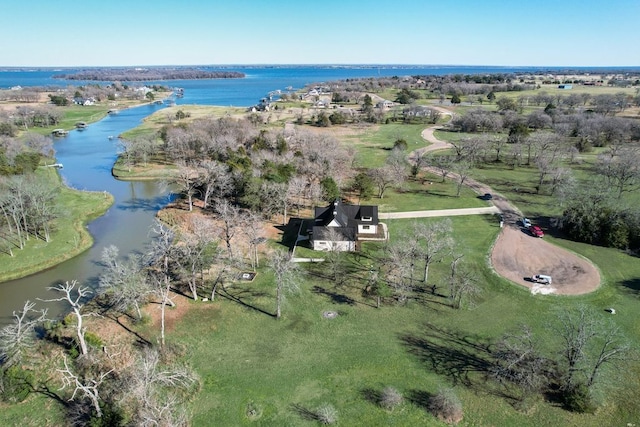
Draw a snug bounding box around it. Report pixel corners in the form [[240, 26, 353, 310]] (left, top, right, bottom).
[[1, 0, 638, 67]]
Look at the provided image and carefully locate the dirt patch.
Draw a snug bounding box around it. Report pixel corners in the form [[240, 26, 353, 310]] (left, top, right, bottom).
[[491, 226, 601, 295]]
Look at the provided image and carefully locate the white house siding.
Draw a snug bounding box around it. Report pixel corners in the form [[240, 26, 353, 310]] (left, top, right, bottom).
[[357, 224, 377, 234], [313, 240, 355, 252]]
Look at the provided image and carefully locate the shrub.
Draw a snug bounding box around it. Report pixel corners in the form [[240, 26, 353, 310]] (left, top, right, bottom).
[[84, 331, 103, 349], [315, 403, 338, 425], [393, 138, 408, 151], [428, 388, 463, 424], [0, 366, 35, 402], [380, 386, 403, 410]]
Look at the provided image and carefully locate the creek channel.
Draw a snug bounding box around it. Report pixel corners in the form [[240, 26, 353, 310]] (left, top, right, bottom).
[[0, 102, 173, 324]]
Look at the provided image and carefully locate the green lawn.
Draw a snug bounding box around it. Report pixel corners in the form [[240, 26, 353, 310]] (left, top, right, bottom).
[[167, 214, 640, 426], [349, 123, 428, 168]]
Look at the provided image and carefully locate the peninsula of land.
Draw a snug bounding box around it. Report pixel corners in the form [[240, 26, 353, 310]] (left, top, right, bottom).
[[53, 67, 245, 81]]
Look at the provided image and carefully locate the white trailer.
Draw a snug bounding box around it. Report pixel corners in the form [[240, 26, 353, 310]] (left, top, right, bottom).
[[533, 274, 552, 284]]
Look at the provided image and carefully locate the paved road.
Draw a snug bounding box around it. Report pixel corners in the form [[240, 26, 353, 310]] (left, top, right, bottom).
[[409, 107, 523, 226], [380, 206, 499, 219]]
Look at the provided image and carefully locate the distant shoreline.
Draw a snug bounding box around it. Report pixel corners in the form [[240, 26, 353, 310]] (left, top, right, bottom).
[[52, 67, 245, 81]]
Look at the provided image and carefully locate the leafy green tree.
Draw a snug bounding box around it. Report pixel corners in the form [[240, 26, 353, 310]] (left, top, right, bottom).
[[450, 93, 461, 104], [329, 111, 346, 125], [352, 172, 374, 201], [48, 94, 69, 106], [362, 94, 373, 114], [13, 152, 40, 174], [507, 122, 530, 144], [316, 111, 331, 127], [320, 176, 340, 201], [395, 88, 420, 104], [0, 122, 17, 137], [487, 91, 496, 102]]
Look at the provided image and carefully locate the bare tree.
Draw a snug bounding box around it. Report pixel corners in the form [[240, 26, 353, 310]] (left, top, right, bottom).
[[242, 210, 266, 271], [490, 135, 508, 163], [171, 161, 202, 211], [0, 300, 47, 367], [147, 220, 177, 348], [451, 161, 472, 197], [268, 250, 299, 319], [198, 159, 231, 209], [448, 256, 480, 309], [554, 306, 630, 391], [99, 246, 152, 320], [382, 241, 415, 303], [595, 145, 640, 199], [174, 215, 217, 301], [259, 181, 290, 225], [428, 154, 454, 183], [385, 149, 409, 191], [586, 324, 630, 388], [414, 219, 454, 287], [214, 198, 242, 258], [369, 166, 397, 199], [491, 325, 548, 396], [127, 348, 198, 427], [322, 227, 349, 286], [555, 306, 597, 389], [57, 356, 113, 418], [41, 281, 92, 355]]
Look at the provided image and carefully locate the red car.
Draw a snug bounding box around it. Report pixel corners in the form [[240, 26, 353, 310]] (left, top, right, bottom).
[[530, 225, 544, 237]]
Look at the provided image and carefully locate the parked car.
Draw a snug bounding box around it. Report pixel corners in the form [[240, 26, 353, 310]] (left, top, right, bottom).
[[530, 225, 544, 237], [522, 217, 532, 228], [483, 193, 493, 200]]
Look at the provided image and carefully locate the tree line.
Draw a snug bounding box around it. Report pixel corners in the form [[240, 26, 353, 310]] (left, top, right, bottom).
[[54, 68, 245, 81]]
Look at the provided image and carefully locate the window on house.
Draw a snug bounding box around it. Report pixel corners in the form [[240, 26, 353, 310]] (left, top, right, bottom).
[[362, 216, 372, 221], [362, 225, 370, 230]]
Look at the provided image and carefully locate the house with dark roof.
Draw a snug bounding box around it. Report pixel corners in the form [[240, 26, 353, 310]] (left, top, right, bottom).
[[310, 200, 380, 251]]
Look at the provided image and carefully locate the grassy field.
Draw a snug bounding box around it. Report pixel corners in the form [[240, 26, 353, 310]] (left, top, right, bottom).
[[120, 105, 248, 139], [346, 123, 428, 168], [3, 87, 640, 425], [163, 212, 640, 426]]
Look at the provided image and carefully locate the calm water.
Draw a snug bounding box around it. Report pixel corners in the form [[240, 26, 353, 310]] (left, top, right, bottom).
[[1, 64, 638, 323], [5, 65, 635, 107], [0, 103, 172, 324]]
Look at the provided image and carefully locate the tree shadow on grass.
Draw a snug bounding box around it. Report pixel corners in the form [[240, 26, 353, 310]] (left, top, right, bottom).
[[218, 286, 275, 318], [620, 278, 640, 295], [312, 285, 357, 306], [360, 387, 383, 407], [290, 403, 321, 422], [399, 322, 494, 388], [407, 389, 435, 412]]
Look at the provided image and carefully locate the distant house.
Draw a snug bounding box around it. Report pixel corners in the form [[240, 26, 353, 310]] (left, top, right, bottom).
[[403, 105, 432, 118], [73, 97, 96, 106], [558, 84, 573, 90], [376, 99, 395, 109], [310, 200, 380, 252]]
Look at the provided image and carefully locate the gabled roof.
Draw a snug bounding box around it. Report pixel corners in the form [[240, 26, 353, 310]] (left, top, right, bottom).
[[314, 200, 378, 228], [312, 225, 356, 242]]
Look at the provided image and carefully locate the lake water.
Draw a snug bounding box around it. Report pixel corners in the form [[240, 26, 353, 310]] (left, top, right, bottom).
[[4, 65, 634, 107], [1, 64, 638, 323]]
